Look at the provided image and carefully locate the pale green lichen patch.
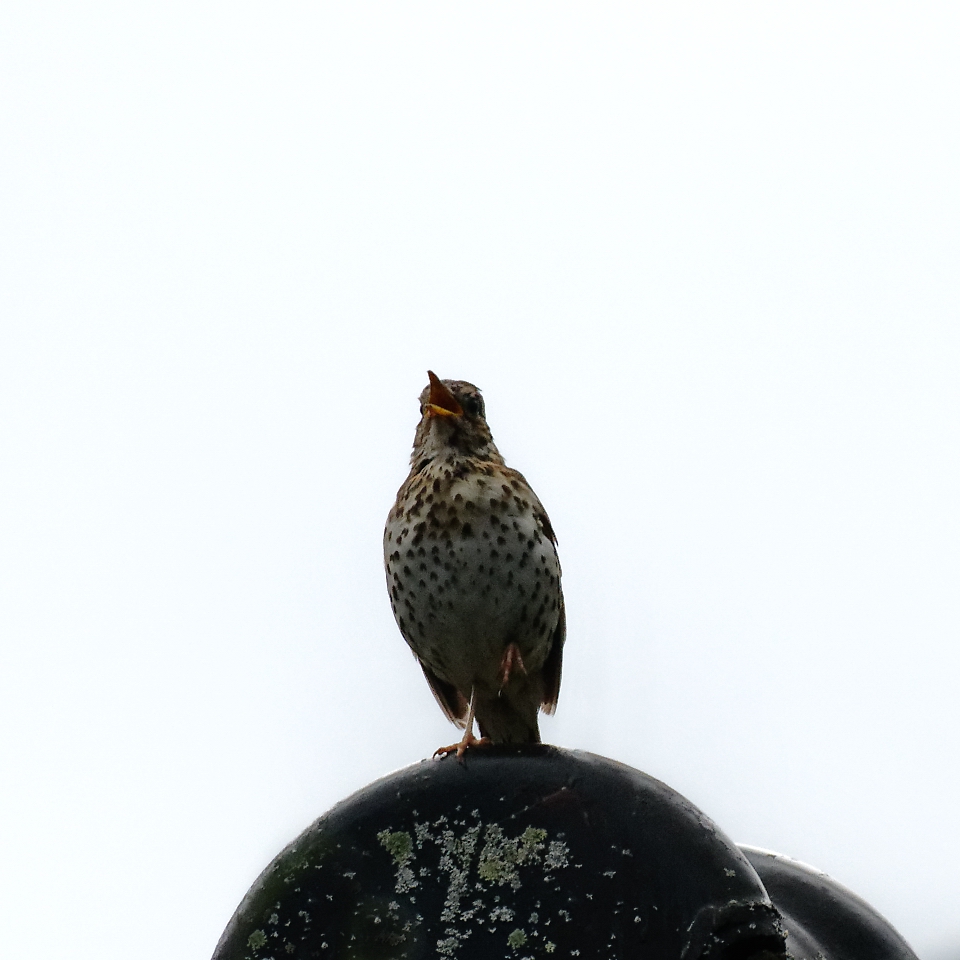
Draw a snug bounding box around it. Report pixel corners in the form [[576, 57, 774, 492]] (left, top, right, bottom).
[[378, 829, 414, 865], [544, 839, 569, 871], [478, 825, 550, 888], [376, 814, 573, 958], [246, 929, 267, 951], [520, 827, 548, 851], [378, 829, 419, 892]]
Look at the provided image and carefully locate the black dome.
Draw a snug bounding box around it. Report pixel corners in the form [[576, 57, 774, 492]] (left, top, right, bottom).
[[214, 746, 784, 960]]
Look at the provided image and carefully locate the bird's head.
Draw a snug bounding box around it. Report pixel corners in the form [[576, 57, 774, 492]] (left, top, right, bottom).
[[410, 371, 503, 465]]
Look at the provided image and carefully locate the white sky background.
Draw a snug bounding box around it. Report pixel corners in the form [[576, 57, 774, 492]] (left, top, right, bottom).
[[2, 3, 958, 958]]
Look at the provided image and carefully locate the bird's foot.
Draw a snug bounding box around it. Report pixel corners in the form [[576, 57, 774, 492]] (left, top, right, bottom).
[[434, 729, 492, 760], [498, 643, 527, 688]]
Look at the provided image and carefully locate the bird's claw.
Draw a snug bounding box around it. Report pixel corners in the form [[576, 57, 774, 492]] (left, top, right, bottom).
[[434, 731, 492, 761]]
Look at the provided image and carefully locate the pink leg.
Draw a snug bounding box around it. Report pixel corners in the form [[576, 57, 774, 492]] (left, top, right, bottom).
[[434, 687, 491, 760], [498, 643, 527, 688]]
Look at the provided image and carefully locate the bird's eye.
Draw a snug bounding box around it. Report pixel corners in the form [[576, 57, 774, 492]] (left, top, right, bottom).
[[463, 395, 483, 417]]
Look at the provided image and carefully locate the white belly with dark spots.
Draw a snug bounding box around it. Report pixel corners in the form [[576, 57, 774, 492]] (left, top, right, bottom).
[[385, 503, 561, 695]]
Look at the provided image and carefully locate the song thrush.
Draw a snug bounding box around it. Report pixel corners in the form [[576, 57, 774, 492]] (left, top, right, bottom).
[[384, 372, 565, 756]]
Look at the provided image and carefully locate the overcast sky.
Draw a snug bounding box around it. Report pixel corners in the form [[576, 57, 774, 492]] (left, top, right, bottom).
[[2, 3, 958, 958]]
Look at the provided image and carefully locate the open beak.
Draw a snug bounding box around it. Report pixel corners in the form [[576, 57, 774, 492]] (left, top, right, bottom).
[[426, 370, 463, 418]]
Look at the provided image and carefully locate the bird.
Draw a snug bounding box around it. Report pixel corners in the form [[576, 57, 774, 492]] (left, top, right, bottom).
[[384, 371, 565, 757]]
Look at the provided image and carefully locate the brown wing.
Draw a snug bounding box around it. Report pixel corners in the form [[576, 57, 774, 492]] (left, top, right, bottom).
[[540, 589, 565, 714], [534, 505, 558, 546], [418, 659, 470, 728]]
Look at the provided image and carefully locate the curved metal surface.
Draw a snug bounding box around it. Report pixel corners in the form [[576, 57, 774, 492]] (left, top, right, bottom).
[[213, 746, 784, 959], [740, 846, 920, 960]]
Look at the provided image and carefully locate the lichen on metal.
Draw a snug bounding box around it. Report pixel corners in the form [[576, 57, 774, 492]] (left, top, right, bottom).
[[375, 812, 573, 958]]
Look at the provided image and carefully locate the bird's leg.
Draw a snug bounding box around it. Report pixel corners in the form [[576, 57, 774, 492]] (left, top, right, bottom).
[[497, 643, 527, 688], [434, 687, 491, 759]]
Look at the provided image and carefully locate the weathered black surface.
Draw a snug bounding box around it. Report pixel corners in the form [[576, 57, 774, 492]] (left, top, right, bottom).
[[213, 747, 919, 960], [213, 747, 784, 960], [741, 847, 920, 960]]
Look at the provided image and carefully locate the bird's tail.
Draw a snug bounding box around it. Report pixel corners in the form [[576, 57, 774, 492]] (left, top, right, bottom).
[[474, 695, 542, 744]]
